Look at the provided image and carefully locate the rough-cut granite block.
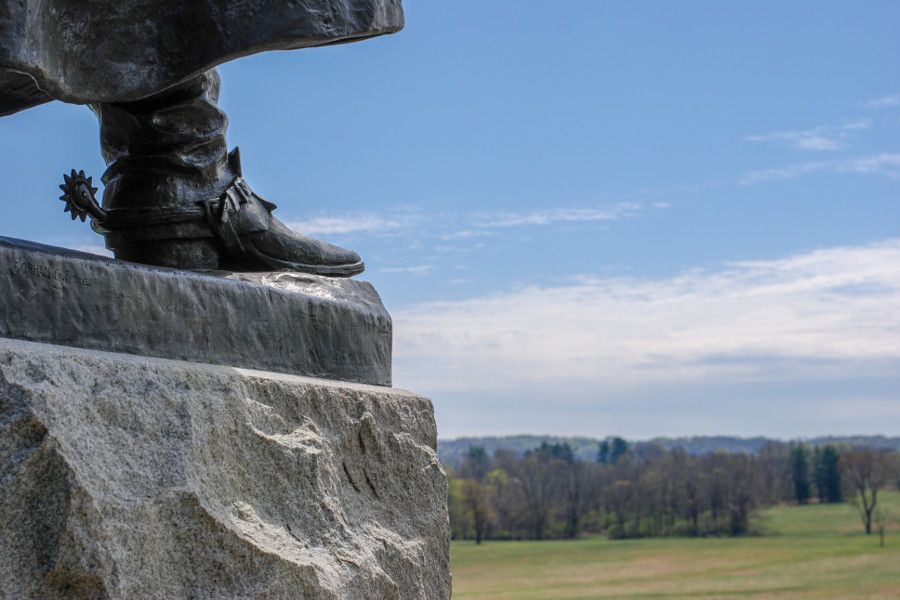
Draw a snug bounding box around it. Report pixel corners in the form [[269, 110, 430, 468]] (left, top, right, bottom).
[[0, 236, 392, 386], [0, 337, 451, 599]]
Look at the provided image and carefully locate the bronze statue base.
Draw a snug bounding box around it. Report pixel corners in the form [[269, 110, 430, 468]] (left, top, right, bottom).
[[0, 236, 392, 385]]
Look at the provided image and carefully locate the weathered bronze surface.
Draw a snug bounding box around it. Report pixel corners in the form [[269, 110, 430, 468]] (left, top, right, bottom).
[[1, 1, 404, 274], [0, 0, 404, 110], [0, 236, 393, 385]]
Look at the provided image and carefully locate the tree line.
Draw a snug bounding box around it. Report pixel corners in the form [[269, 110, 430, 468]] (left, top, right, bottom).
[[447, 439, 900, 543]]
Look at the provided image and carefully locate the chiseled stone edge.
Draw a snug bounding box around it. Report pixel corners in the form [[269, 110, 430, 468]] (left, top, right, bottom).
[[0, 336, 451, 599]]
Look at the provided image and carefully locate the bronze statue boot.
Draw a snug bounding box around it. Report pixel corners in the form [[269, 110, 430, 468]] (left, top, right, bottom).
[[87, 70, 364, 276], [199, 153, 365, 276]]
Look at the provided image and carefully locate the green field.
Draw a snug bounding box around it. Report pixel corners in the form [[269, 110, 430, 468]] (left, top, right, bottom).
[[451, 492, 900, 599]]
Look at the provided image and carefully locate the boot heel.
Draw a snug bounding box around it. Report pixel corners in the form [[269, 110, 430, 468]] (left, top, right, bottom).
[[113, 239, 221, 270]]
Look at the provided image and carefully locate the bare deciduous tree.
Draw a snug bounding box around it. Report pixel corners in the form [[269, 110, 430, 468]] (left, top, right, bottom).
[[842, 449, 890, 535], [461, 479, 494, 544]]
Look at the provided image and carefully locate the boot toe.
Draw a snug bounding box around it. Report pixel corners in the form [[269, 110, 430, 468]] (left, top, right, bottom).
[[244, 216, 365, 277]]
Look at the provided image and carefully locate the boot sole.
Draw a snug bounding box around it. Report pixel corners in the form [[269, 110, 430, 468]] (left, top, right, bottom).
[[243, 243, 365, 277]]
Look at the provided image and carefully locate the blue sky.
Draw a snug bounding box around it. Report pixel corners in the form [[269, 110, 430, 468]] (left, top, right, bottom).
[[2, 1, 899, 439]]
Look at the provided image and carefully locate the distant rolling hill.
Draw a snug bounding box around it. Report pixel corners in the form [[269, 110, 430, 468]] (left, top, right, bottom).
[[437, 434, 900, 469]]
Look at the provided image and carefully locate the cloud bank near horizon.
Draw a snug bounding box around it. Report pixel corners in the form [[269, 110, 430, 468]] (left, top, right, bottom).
[[392, 239, 900, 395]]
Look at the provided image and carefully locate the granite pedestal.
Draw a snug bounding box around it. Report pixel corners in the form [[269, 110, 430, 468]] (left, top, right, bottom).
[[0, 238, 451, 599]]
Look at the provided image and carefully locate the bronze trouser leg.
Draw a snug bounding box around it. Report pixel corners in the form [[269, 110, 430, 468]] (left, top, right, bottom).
[[91, 70, 237, 268], [85, 69, 364, 275]]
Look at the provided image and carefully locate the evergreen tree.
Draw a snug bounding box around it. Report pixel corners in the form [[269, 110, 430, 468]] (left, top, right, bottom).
[[814, 445, 842, 503], [813, 447, 826, 503], [527, 441, 575, 464], [597, 440, 611, 464], [597, 437, 628, 465], [610, 437, 629, 465], [788, 445, 811, 504], [461, 446, 491, 481]]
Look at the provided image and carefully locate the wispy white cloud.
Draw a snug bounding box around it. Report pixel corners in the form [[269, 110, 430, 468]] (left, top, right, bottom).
[[379, 265, 433, 275], [864, 94, 900, 109], [286, 214, 406, 235], [393, 239, 900, 393], [746, 132, 838, 151], [838, 153, 900, 177], [439, 229, 499, 241], [738, 161, 829, 185], [739, 152, 900, 185], [478, 203, 642, 228], [287, 202, 646, 241], [744, 119, 871, 151]]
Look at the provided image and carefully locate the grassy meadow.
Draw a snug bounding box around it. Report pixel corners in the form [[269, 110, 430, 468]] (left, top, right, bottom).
[[451, 492, 900, 599]]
